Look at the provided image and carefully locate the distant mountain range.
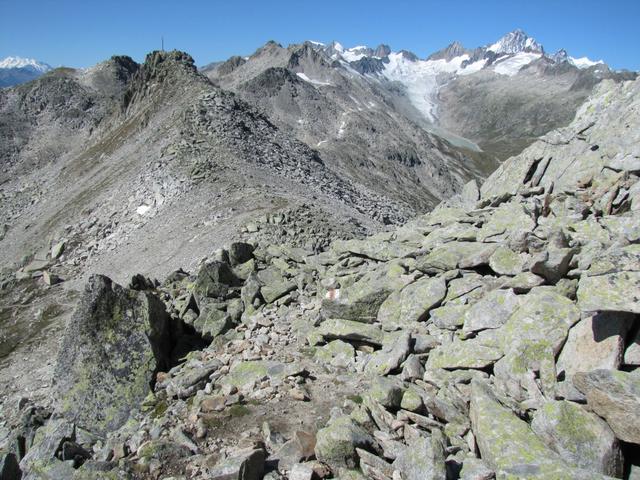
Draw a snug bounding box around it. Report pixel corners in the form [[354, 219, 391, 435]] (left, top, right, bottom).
[[0, 56, 52, 87]]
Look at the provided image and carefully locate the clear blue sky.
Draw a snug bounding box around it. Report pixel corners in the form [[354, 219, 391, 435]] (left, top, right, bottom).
[[1, 0, 638, 71]]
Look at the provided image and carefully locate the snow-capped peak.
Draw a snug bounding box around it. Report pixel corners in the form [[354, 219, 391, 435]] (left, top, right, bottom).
[[568, 56, 604, 69], [0, 56, 51, 72], [487, 29, 544, 55]]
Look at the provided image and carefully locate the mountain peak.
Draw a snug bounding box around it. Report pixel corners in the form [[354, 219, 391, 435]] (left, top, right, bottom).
[[487, 29, 544, 55], [0, 56, 51, 72]]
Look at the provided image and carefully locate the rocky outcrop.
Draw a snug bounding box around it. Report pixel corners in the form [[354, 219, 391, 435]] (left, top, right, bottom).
[[53, 274, 173, 435]]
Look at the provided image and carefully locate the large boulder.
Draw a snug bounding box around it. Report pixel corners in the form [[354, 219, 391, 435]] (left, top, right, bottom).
[[556, 312, 634, 378], [531, 400, 623, 477], [573, 369, 640, 444], [469, 379, 609, 479], [391, 430, 446, 480], [54, 275, 172, 435], [314, 416, 373, 470], [376, 276, 446, 329], [321, 262, 412, 322]]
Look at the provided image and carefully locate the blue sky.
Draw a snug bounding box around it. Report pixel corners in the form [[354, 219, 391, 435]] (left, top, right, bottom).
[[1, 0, 638, 70]]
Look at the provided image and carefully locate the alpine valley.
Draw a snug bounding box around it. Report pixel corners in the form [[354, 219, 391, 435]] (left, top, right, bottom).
[[1, 29, 639, 480]]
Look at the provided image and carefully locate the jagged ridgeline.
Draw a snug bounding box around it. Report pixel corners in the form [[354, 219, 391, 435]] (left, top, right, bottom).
[[3, 67, 639, 479]]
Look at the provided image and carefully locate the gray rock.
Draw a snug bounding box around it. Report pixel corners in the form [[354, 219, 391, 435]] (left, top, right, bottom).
[[462, 289, 520, 333], [229, 242, 255, 266], [391, 429, 446, 480], [426, 338, 503, 370], [489, 246, 526, 276], [469, 379, 607, 479], [54, 275, 172, 435], [194, 261, 238, 299], [314, 416, 373, 470], [531, 400, 623, 477], [459, 457, 495, 480], [276, 431, 316, 471], [258, 267, 297, 304], [530, 248, 575, 284], [209, 446, 266, 480], [367, 376, 404, 409], [377, 276, 447, 329], [315, 319, 384, 346], [429, 304, 468, 330], [321, 262, 411, 322], [365, 331, 411, 375], [556, 312, 634, 378], [573, 369, 640, 444], [578, 271, 640, 314], [624, 328, 640, 366]]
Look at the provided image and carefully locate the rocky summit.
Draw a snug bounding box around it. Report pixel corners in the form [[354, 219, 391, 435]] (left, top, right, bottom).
[[1, 34, 640, 480]]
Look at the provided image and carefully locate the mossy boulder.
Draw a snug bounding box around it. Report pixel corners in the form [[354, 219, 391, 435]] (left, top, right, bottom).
[[54, 275, 172, 435]]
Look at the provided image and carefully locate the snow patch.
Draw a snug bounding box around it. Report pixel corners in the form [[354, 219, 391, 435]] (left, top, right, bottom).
[[136, 205, 151, 215], [296, 72, 333, 86], [492, 52, 541, 76]]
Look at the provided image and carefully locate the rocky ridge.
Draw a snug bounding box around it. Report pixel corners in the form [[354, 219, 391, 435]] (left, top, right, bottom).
[[1, 74, 639, 479]]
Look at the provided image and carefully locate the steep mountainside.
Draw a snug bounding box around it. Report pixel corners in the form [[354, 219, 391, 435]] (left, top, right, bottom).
[[205, 30, 635, 169], [2, 73, 639, 480]]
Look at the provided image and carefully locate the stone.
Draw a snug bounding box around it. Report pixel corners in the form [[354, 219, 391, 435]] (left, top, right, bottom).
[[51, 240, 66, 260], [469, 379, 606, 479], [377, 276, 447, 329], [426, 338, 503, 370], [23, 259, 49, 273], [209, 446, 266, 480], [577, 271, 640, 314], [365, 331, 411, 375], [320, 262, 411, 322], [42, 270, 62, 286], [314, 416, 374, 470], [459, 457, 494, 480], [530, 248, 575, 284], [429, 304, 468, 330], [194, 261, 239, 299], [258, 267, 297, 304], [229, 242, 255, 266], [573, 369, 640, 444], [400, 355, 425, 381], [314, 340, 355, 369], [289, 463, 315, 480], [332, 238, 417, 261], [417, 242, 498, 273], [194, 301, 233, 340], [531, 400, 623, 477], [477, 202, 536, 243], [489, 246, 525, 276], [400, 389, 423, 412], [367, 376, 404, 409], [315, 319, 384, 346], [462, 289, 520, 333], [54, 275, 172, 435], [391, 429, 446, 480], [499, 272, 545, 293], [556, 312, 634, 378], [19, 417, 75, 476], [624, 328, 640, 366], [221, 360, 287, 389], [276, 431, 316, 471]]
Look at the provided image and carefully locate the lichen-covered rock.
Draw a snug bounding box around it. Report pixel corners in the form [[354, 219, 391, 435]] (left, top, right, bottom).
[[530, 247, 575, 284], [426, 338, 503, 370], [489, 246, 526, 276], [577, 271, 640, 314], [477, 202, 536, 242], [429, 304, 468, 330], [314, 340, 355, 369], [365, 331, 411, 375], [208, 445, 266, 480], [315, 319, 384, 346], [257, 267, 297, 304], [573, 369, 640, 444], [314, 416, 373, 470], [469, 379, 609, 479], [376, 276, 446, 329], [462, 289, 520, 333], [367, 376, 404, 409], [391, 429, 446, 480], [331, 237, 417, 261], [531, 400, 623, 477], [320, 262, 411, 322], [417, 242, 498, 273], [193, 261, 239, 299], [54, 275, 172, 435]]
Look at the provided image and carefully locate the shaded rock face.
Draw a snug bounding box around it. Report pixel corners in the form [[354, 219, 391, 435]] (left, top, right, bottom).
[[53, 274, 173, 435]]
